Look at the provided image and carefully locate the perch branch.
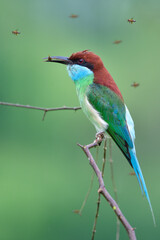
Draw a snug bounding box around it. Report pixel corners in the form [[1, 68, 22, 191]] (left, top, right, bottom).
[[78, 134, 136, 240], [0, 101, 136, 238], [0, 101, 81, 120]]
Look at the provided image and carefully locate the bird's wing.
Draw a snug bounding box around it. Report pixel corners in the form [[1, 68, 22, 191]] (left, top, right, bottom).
[[86, 83, 134, 165], [86, 84, 156, 224]]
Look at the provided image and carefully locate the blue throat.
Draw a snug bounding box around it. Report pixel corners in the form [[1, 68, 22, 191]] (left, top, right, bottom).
[[67, 64, 93, 82]]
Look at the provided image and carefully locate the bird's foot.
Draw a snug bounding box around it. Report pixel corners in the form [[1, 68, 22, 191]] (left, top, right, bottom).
[[95, 131, 105, 145]]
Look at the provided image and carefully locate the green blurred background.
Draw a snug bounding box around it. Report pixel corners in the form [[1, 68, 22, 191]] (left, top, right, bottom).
[[0, 0, 160, 239]]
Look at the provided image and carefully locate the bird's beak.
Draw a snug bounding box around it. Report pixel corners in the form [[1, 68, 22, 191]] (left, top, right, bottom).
[[43, 56, 72, 65]]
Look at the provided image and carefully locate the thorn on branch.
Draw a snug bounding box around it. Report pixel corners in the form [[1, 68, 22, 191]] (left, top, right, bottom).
[[42, 110, 47, 121], [77, 143, 83, 149]]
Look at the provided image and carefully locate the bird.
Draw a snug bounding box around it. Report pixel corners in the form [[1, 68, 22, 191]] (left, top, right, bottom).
[[44, 50, 155, 224]]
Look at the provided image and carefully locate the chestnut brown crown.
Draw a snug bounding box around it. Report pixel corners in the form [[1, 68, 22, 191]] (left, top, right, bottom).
[[69, 50, 104, 71]]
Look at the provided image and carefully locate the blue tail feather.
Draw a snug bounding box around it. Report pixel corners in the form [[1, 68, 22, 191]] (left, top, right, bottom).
[[129, 148, 156, 226]]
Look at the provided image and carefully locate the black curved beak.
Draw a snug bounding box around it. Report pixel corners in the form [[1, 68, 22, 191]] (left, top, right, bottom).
[[43, 56, 72, 65]]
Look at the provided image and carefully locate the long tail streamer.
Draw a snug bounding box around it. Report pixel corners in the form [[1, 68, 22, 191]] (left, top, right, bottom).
[[130, 148, 156, 226]]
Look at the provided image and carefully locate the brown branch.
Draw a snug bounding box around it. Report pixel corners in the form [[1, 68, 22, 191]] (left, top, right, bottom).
[[0, 101, 136, 238], [78, 134, 137, 240], [0, 102, 81, 120], [92, 194, 101, 240]]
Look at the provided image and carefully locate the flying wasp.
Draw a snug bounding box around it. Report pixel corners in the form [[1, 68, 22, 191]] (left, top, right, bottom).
[[69, 14, 78, 18], [131, 82, 140, 88], [113, 40, 122, 44], [12, 30, 20, 36], [128, 18, 136, 24]]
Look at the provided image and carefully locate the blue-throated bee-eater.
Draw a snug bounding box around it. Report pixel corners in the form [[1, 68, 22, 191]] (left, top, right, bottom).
[[44, 50, 155, 224]]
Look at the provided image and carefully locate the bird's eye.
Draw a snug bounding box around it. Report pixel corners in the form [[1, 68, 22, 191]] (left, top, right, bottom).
[[78, 58, 85, 64]]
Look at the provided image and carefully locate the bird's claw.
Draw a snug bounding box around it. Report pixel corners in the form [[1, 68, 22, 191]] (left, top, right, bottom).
[[95, 132, 105, 145]]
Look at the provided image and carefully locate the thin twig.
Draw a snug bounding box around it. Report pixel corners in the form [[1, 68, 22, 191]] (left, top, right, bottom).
[[92, 139, 107, 240], [109, 138, 120, 240], [102, 139, 107, 178], [0, 102, 81, 120], [74, 147, 99, 215], [78, 173, 94, 215], [74, 170, 95, 215], [92, 194, 101, 240], [78, 134, 137, 240]]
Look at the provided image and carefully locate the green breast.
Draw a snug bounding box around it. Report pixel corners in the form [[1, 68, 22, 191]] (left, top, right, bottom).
[[74, 75, 93, 105], [74, 75, 108, 132]]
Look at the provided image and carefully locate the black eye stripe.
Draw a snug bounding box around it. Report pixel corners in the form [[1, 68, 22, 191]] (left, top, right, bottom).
[[84, 62, 94, 70], [72, 58, 94, 70]]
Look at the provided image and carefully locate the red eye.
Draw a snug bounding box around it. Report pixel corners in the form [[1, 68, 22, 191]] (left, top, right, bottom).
[[78, 58, 84, 64]]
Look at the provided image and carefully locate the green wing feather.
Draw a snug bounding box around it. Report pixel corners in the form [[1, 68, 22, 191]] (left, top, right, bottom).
[[86, 83, 133, 165]]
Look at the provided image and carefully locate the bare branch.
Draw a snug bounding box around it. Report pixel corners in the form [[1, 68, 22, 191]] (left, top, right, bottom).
[[78, 134, 137, 240], [0, 101, 136, 238], [0, 102, 81, 120], [92, 194, 101, 240]]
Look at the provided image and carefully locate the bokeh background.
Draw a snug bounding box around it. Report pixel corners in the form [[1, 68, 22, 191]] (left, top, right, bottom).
[[0, 0, 160, 239]]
